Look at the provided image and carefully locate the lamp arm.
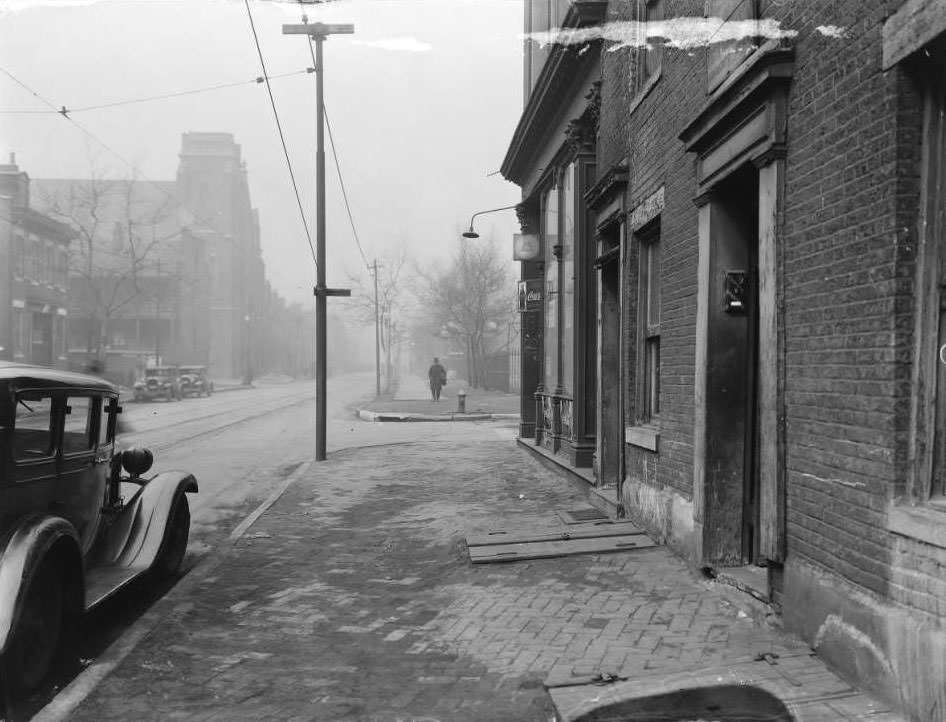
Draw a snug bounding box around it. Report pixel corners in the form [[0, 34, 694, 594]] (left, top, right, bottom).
[[467, 204, 520, 228]]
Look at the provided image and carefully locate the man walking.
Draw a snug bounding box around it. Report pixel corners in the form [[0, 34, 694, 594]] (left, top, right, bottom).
[[427, 357, 447, 401]]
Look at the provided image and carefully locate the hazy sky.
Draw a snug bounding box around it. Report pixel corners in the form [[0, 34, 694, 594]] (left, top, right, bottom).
[[0, 0, 524, 306]]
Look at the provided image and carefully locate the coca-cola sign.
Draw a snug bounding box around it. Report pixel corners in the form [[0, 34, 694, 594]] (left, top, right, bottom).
[[517, 279, 542, 312]]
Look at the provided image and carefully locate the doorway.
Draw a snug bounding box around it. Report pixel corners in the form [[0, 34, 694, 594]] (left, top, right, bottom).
[[701, 165, 762, 565], [31, 312, 53, 367], [598, 238, 622, 488]]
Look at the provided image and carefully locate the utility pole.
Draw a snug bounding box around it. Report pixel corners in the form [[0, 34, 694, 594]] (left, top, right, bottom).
[[155, 257, 161, 365], [371, 259, 381, 397], [283, 20, 354, 461], [384, 310, 392, 393]]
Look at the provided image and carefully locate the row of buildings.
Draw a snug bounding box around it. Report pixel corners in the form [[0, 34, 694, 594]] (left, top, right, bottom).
[[502, 1, 946, 719], [0, 133, 317, 385]]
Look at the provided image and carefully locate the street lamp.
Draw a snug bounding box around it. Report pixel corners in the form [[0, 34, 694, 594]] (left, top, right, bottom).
[[462, 204, 519, 239]]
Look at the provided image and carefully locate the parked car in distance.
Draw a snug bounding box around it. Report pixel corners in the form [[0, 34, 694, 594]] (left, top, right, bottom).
[[133, 366, 181, 402], [179, 365, 213, 397], [0, 361, 198, 704]]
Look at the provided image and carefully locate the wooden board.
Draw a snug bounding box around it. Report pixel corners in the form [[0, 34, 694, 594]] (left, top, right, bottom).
[[467, 520, 644, 548], [468, 534, 656, 564]]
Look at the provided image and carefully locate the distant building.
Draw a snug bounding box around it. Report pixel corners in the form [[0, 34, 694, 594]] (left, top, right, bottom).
[[0, 155, 73, 368], [176, 132, 267, 381], [22, 133, 316, 383], [28, 132, 311, 384]]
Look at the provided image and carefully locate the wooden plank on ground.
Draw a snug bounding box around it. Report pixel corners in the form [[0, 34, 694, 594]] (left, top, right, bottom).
[[467, 520, 644, 547], [468, 534, 656, 563]]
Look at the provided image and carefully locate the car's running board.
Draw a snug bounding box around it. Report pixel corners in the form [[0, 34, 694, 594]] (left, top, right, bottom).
[[84, 564, 148, 610]]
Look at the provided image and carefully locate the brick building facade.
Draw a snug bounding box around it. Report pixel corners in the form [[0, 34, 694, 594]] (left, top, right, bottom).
[[503, 0, 605, 472], [0, 156, 73, 369], [504, 1, 946, 719]]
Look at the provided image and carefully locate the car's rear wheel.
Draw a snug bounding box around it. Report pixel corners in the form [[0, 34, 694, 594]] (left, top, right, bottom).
[[3, 559, 64, 700], [152, 494, 190, 578]]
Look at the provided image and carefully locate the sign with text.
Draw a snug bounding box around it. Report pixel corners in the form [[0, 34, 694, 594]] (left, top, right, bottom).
[[517, 280, 542, 312]]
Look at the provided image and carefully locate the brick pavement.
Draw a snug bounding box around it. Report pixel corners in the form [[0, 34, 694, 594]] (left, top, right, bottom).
[[55, 423, 898, 722]]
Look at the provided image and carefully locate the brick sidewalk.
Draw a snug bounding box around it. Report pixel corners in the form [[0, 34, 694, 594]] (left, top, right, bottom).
[[55, 424, 897, 722]]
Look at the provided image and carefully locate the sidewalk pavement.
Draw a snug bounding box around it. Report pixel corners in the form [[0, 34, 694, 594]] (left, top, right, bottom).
[[48, 422, 900, 722], [359, 373, 519, 422]]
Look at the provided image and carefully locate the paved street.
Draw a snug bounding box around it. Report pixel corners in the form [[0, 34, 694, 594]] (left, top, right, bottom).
[[33, 406, 899, 722]]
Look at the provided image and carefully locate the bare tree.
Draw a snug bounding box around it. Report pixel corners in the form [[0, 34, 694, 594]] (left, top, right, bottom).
[[35, 171, 183, 361], [414, 239, 514, 388]]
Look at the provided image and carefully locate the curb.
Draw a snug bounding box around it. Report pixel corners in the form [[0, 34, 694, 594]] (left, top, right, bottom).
[[357, 409, 516, 422], [31, 460, 314, 722]]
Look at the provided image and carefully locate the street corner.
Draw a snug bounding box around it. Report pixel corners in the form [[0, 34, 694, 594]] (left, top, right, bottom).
[[357, 407, 499, 422]]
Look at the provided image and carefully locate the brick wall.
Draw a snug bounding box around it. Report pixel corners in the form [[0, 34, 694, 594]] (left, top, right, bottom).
[[602, 0, 943, 611], [774, 0, 905, 598], [617, 0, 706, 503], [596, 2, 633, 173]]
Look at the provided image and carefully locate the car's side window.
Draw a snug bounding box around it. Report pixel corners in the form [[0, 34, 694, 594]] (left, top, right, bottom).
[[99, 396, 117, 446], [63, 395, 96, 454], [14, 392, 55, 461]]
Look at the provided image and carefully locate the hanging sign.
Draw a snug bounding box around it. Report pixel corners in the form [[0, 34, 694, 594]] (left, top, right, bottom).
[[513, 233, 540, 261]]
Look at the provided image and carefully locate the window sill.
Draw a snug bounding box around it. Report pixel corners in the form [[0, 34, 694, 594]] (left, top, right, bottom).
[[888, 503, 946, 550], [628, 67, 661, 118], [625, 425, 659, 452]]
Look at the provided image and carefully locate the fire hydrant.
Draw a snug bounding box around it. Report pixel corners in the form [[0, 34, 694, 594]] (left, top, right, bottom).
[[457, 389, 467, 414]]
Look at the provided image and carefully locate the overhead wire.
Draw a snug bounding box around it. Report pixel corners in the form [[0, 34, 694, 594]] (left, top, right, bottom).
[[0, 64, 267, 264], [303, 30, 371, 271], [0, 70, 310, 115], [324, 106, 370, 270], [0, 67, 309, 304], [243, 0, 318, 272]]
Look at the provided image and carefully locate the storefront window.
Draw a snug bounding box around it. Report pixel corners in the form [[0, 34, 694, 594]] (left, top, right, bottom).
[[561, 163, 576, 395], [544, 183, 558, 390]]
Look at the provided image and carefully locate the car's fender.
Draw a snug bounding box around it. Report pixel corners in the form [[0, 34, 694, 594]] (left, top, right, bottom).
[[0, 514, 83, 656], [112, 471, 197, 571]]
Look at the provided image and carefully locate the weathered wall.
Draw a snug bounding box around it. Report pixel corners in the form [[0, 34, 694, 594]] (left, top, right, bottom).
[[611, 0, 706, 546], [601, 0, 946, 716]]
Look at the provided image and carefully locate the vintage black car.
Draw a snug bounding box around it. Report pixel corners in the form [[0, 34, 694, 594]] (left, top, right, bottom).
[[0, 362, 197, 702], [179, 365, 213, 397], [132, 366, 181, 402]]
